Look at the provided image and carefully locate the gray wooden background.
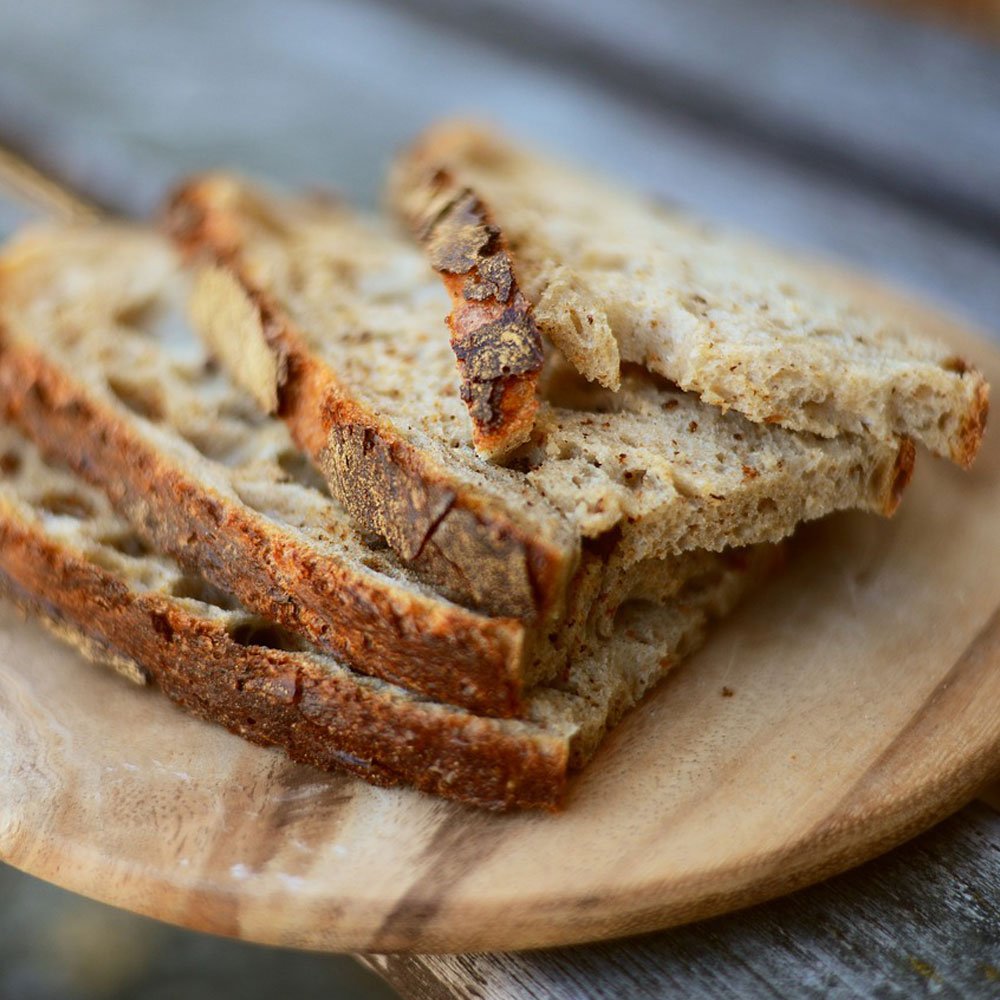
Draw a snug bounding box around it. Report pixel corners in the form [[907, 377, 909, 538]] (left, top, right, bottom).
[[1, 1, 999, 997], [1, 0, 998, 332]]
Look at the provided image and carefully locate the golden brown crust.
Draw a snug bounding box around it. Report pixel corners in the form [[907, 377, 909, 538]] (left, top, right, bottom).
[[0, 332, 534, 717], [393, 173, 544, 458], [886, 438, 916, 516], [164, 178, 575, 624], [953, 375, 990, 469], [0, 511, 569, 811], [318, 416, 541, 618]]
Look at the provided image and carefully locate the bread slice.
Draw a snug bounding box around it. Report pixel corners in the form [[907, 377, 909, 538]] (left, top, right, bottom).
[[389, 122, 988, 468], [166, 175, 911, 609], [167, 177, 580, 626], [0, 423, 776, 809], [0, 223, 540, 715]]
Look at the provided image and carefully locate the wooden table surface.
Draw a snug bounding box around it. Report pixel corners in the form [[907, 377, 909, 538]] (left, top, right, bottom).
[[0, 0, 998, 995]]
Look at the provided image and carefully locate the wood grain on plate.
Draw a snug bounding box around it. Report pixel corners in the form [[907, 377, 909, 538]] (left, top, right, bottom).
[[1, 282, 999, 952]]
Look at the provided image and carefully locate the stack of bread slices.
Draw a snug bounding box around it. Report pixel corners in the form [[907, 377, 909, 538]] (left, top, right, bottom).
[[0, 122, 988, 810]]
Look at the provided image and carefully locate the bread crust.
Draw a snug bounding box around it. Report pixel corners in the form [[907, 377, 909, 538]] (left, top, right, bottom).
[[165, 178, 576, 623], [390, 168, 544, 458], [0, 332, 536, 717], [0, 414, 777, 810], [886, 437, 916, 515], [954, 376, 990, 469], [0, 511, 569, 810]]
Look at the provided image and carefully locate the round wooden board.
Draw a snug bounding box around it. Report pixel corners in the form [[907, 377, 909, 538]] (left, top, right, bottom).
[[3, 288, 1000, 954]]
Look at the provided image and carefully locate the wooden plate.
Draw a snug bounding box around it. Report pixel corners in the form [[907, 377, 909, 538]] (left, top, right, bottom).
[[2, 285, 1000, 954]]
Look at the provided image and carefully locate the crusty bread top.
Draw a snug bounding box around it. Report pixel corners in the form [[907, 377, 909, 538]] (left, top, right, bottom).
[[390, 122, 988, 468], [167, 176, 913, 577], [0, 422, 774, 808], [390, 167, 544, 459], [0, 223, 545, 715]]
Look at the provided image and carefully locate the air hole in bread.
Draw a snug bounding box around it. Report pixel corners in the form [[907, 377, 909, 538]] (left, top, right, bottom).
[[38, 491, 95, 519], [228, 620, 307, 652], [170, 576, 240, 610], [544, 375, 615, 413], [177, 414, 267, 466], [360, 531, 389, 552], [217, 395, 266, 425], [506, 448, 545, 474], [106, 376, 163, 421], [801, 397, 835, 423], [98, 531, 152, 558], [0, 451, 22, 476], [610, 598, 663, 643], [178, 426, 240, 464], [679, 294, 709, 318], [276, 449, 330, 496], [114, 297, 164, 336]]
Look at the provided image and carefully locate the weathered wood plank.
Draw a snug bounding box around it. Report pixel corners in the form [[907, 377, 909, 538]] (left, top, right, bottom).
[[0, 0, 998, 332], [363, 802, 1000, 1000], [0, 861, 398, 1000]]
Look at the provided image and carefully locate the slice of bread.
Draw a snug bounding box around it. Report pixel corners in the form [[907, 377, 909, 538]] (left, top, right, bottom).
[[526, 361, 912, 572], [166, 176, 912, 608], [167, 176, 580, 626], [389, 122, 988, 468], [0, 223, 537, 715], [0, 423, 775, 809]]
